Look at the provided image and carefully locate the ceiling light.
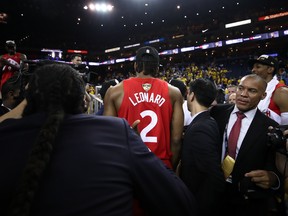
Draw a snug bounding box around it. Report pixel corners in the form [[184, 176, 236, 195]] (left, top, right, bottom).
[[88, 3, 114, 12], [95, 3, 113, 12], [89, 4, 95, 10]]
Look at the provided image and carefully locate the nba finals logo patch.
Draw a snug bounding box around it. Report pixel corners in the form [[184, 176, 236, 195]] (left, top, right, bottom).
[[142, 83, 152, 91]]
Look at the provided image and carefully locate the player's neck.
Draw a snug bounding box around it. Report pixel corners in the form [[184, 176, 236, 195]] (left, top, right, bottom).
[[266, 75, 274, 83], [137, 73, 153, 79]]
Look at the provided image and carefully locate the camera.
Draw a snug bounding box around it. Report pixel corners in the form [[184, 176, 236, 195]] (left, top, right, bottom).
[[268, 125, 288, 150]]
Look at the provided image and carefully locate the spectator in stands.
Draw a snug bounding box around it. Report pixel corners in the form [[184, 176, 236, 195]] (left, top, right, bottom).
[[0, 75, 21, 116], [210, 74, 283, 216], [180, 78, 225, 215], [225, 84, 237, 103], [0, 62, 198, 216], [250, 54, 288, 125], [169, 78, 193, 128], [277, 62, 288, 85], [104, 46, 184, 170], [0, 40, 27, 90], [228, 92, 236, 104]]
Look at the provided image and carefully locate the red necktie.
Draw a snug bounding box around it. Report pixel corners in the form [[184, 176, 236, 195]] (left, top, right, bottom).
[[228, 111, 246, 159]]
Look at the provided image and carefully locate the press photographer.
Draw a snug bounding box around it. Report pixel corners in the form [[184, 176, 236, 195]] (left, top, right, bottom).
[[270, 126, 288, 215], [270, 125, 288, 175], [70, 54, 90, 82]]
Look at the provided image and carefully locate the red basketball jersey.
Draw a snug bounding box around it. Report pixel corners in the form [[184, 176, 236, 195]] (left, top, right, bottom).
[[0, 53, 22, 89], [118, 77, 173, 168]]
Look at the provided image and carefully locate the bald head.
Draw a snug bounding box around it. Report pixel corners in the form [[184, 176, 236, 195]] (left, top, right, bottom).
[[241, 74, 267, 94]]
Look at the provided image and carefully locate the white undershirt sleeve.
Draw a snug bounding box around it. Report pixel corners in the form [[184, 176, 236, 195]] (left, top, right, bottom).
[[280, 112, 288, 125]]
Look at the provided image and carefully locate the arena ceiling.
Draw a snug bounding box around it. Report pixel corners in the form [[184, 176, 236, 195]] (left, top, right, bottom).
[[0, 0, 287, 53]]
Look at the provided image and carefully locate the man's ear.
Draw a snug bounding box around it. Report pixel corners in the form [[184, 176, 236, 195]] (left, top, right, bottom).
[[8, 90, 14, 98], [268, 66, 275, 76], [188, 91, 195, 102]]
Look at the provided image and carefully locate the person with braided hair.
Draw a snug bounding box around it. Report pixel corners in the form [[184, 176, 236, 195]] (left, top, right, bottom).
[[0, 63, 198, 216]]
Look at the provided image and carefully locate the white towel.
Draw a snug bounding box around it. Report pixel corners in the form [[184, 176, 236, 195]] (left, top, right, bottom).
[[257, 76, 279, 113]]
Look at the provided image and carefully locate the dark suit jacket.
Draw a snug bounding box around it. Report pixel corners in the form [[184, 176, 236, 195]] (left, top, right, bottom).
[[0, 113, 198, 216], [0, 105, 10, 116], [180, 110, 225, 215], [210, 104, 282, 215]]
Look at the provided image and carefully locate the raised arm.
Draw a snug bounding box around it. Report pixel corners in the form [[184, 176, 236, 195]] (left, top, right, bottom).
[[273, 87, 288, 124]]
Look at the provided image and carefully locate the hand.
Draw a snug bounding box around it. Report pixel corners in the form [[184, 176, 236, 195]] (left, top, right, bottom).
[[131, 119, 141, 135], [245, 170, 278, 189]]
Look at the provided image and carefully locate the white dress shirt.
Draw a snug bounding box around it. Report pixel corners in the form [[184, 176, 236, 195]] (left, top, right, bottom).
[[221, 106, 257, 161]]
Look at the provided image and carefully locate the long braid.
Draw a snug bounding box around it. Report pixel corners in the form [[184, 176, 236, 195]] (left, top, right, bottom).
[[9, 63, 85, 216]]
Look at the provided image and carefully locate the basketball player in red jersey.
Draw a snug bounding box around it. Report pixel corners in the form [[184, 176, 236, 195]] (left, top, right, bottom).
[[0, 40, 28, 90], [250, 54, 288, 125], [104, 46, 183, 170]]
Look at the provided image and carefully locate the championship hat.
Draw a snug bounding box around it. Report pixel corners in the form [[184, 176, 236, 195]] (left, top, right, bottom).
[[249, 54, 279, 71], [135, 46, 159, 63]]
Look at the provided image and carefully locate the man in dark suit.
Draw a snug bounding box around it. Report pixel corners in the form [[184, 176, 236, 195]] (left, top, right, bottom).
[[180, 78, 225, 215], [210, 74, 283, 216]]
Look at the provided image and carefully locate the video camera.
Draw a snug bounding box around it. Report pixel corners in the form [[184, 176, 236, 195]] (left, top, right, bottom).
[[268, 125, 288, 155], [70, 63, 98, 84]]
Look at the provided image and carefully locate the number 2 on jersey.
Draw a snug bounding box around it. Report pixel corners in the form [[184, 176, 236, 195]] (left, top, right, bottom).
[[140, 110, 158, 143]]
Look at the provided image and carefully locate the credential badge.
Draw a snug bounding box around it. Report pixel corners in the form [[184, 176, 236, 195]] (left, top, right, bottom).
[[142, 83, 152, 91]]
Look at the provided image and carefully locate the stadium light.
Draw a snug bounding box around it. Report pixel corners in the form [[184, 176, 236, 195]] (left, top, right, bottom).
[[225, 19, 251, 28], [86, 3, 114, 12]]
